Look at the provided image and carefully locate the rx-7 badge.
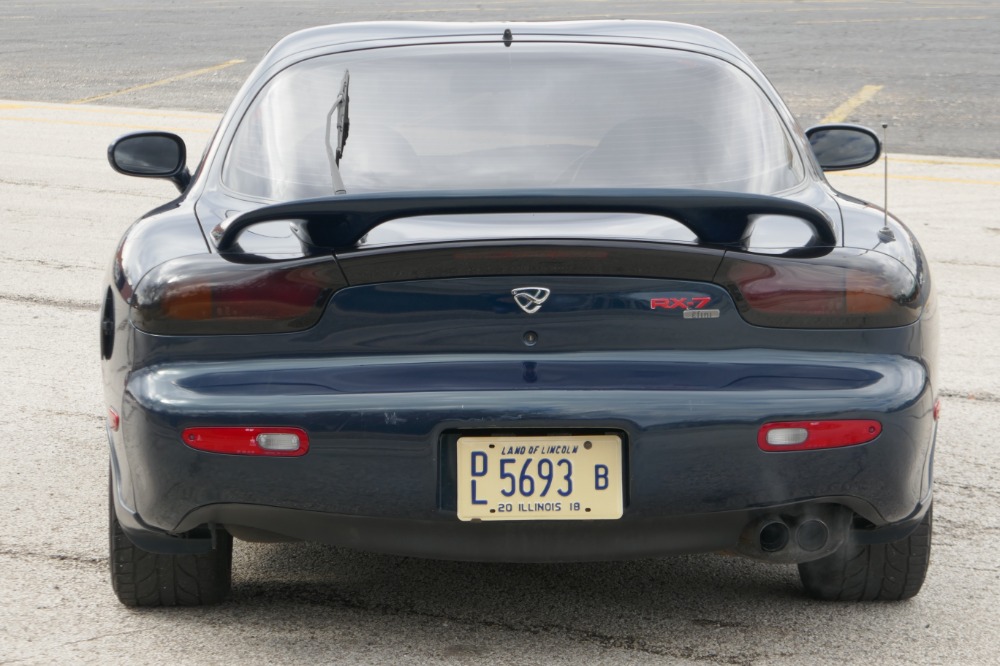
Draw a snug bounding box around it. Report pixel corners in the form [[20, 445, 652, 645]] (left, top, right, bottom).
[[650, 295, 720, 319], [512, 287, 551, 314], [650, 296, 711, 310]]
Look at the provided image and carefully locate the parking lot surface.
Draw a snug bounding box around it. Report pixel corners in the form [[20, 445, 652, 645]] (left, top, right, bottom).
[[3, 0, 998, 157]]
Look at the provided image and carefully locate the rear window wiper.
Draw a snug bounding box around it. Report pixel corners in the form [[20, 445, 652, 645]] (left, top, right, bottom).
[[325, 70, 350, 194]]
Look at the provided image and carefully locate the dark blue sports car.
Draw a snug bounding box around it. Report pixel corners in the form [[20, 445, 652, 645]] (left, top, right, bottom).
[[103, 20, 937, 605]]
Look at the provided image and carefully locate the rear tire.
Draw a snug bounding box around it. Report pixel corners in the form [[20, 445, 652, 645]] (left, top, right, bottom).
[[798, 505, 932, 601], [109, 477, 232, 606]]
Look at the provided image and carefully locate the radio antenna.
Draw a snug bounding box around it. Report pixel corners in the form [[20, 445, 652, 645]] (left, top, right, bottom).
[[878, 122, 895, 243]]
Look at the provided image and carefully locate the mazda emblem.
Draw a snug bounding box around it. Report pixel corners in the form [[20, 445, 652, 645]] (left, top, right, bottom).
[[511, 287, 551, 314]]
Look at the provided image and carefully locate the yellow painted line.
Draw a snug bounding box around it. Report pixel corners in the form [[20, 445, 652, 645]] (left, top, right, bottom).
[[70, 59, 245, 104], [892, 157, 1000, 170], [836, 172, 1000, 187], [797, 15, 987, 25], [821, 84, 883, 124], [0, 116, 212, 134]]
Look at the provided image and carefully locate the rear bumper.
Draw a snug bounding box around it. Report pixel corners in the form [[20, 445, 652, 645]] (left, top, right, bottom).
[[171, 496, 930, 562], [110, 349, 936, 560]]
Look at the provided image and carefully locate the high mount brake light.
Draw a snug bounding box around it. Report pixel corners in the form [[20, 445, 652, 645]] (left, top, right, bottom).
[[182, 427, 309, 456], [131, 256, 346, 334], [758, 420, 881, 452], [717, 248, 923, 328]]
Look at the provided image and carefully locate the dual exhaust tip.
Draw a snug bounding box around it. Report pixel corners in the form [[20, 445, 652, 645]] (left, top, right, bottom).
[[758, 518, 829, 553], [737, 507, 848, 562]]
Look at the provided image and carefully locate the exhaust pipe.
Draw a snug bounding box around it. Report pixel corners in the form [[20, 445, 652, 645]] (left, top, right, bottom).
[[795, 519, 829, 552], [737, 508, 844, 562], [758, 520, 790, 552]]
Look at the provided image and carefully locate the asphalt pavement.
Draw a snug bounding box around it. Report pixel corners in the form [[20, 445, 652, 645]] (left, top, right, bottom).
[[1, 0, 998, 157], [1, 100, 999, 665], [1, 1, 1000, 663]]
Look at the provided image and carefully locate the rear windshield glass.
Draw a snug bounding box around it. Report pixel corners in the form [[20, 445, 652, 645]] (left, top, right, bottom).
[[223, 42, 803, 201]]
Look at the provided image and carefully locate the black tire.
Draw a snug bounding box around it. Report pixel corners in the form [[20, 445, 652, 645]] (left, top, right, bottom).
[[798, 505, 932, 601], [109, 478, 233, 606]]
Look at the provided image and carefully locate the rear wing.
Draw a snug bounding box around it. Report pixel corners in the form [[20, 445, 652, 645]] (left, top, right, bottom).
[[212, 189, 835, 254]]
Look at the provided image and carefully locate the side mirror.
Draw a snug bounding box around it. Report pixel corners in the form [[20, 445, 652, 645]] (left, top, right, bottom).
[[805, 124, 882, 171], [108, 131, 190, 192]]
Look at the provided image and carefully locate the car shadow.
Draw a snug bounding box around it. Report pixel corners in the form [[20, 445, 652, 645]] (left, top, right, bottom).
[[226, 540, 801, 620], [129, 541, 925, 663]]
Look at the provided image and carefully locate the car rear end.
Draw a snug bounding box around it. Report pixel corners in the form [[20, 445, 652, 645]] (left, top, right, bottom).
[[108, 217, 936, 565], [102, 23, 937, 604]]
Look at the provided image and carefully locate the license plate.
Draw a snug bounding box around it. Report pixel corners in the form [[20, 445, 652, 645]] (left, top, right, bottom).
[[456, 434, 624, 521]]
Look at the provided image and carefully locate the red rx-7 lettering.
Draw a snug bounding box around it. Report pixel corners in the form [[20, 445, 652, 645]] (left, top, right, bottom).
[[650, 296, 711, 310]]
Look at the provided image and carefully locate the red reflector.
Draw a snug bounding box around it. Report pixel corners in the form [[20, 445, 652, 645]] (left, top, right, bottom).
[[182, 427, 309, 457], [933, 398, 941, 421], [108, 408, 120, 432], [758, 420, 881, 452]]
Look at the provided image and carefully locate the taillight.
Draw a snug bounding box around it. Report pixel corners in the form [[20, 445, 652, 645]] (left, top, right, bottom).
[[182, 427, 309, 456], [758, 420, 881, 452], [131, 255, 346, 334], [717, 248, 924, 328]]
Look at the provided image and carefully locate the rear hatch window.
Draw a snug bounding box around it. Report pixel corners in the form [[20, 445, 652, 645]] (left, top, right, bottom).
[[223, 42, 804, 201]]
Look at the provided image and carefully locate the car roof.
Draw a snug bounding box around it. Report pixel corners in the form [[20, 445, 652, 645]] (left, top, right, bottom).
[[262, 20, 751, 68]]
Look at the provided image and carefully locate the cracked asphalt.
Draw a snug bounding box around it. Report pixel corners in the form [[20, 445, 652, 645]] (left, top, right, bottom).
[[2, 1, 1000, 664]]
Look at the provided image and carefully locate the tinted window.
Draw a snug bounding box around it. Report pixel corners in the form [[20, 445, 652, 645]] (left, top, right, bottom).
[[224, 43, 803, 200]]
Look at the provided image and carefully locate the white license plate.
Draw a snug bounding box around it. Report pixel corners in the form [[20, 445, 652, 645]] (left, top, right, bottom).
[[456, 434, 624, 521]]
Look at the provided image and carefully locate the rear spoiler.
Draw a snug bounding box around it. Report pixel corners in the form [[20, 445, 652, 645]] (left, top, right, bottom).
[[212, 189, 835, 253]]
